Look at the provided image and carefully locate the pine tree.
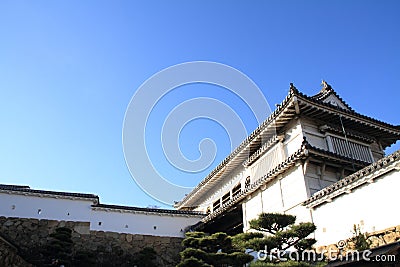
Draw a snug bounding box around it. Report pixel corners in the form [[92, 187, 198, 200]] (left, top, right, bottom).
[[177, 231, 253, 267], [232, 213, 317, 262]]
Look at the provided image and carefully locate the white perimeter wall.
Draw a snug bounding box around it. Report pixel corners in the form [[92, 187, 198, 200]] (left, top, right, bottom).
[[0, 193, 92, 221], [91, 209, 202, 237], [0, 193, 202, 238], [311, 169, 400, 246]]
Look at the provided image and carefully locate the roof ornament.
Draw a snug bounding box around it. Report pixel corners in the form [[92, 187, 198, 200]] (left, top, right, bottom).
[[321, 80, 332, 90], [301, 136, 311, 148], [289, 82, 298, 94]]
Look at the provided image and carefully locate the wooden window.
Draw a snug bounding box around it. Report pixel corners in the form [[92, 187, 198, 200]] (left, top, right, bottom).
[[232, 183, 241, 198], [213, 199, 221, 211], [222, 192, 230, 205]]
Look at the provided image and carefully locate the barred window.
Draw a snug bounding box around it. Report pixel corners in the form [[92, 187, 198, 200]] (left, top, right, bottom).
[[327, 135, 373, 163]]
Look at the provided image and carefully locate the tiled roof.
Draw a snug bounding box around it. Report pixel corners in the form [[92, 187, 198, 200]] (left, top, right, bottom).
[[92, 204, 205, 216], [0, 184, 99, 201], [303, 149, 400, 207]]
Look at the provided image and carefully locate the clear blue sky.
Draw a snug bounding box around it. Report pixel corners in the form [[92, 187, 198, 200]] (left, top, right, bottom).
[[1, 1, 399, 208]]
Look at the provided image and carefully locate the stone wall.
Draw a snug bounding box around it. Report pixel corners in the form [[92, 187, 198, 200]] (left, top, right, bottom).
[[0, 216, 183, 266], [367, 225, 400, 248], [0, 235, 32, 267], [316, 224, 400, 258]]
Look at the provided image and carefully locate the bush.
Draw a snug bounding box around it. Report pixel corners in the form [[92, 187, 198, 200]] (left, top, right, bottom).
[[177, 256, 210, 267], [178, 232, 253, 266]]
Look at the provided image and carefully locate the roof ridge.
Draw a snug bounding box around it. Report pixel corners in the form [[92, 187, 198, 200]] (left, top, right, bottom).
[[92, 203, 205, 216], [0, 184, 99, 200], [0, 184, 30, 189]]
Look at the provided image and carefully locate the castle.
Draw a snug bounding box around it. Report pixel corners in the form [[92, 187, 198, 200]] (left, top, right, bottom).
[[1, 82, 399, 264], [174, 82, 400, 247]]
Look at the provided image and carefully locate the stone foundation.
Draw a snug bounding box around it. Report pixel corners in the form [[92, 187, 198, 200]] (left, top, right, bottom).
[[0, 235, 32, 267], [0, 216, 183, 266], [316, 225, 400, 258], [367, 225, 400, 248]]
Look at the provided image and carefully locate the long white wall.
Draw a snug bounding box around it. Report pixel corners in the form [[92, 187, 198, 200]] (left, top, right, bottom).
[[0, 193, 93, 222], [91, 208, 202, 237], [310, 169, 400, 246], [0, 192, 202, 238]]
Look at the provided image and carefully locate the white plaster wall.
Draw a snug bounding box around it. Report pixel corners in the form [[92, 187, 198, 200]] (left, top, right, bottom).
[[260, 179, 284, 214], [242, 193, 263, 231], [281, 166, 308, 212], [286, 204, 313, 225], [243, 165, 312, 231], [0, 193, 92, 221], [283, 120, 304, 157], [302, 119, 327, 151], [311, 169, 400, 246], [90, 209, 202, 237], [242, 186, 272, 231]]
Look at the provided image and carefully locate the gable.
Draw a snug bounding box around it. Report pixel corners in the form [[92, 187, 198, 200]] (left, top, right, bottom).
[[322, 94, 350, 110]]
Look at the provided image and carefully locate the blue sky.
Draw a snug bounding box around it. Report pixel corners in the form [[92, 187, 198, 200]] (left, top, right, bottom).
[[1, 1, 399, 208]]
